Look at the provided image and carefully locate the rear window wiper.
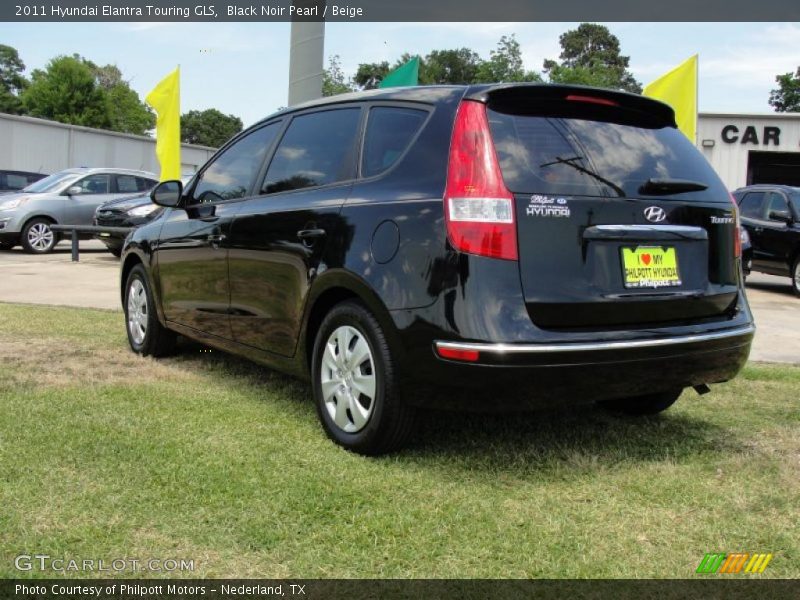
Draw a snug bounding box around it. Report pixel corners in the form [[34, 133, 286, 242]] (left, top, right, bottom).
[[639, 178, 708, 196], [540, 155, 626, 197]]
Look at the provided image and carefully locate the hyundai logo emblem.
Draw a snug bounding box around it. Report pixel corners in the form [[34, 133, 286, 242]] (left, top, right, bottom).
[[644, 206, 667, 223]]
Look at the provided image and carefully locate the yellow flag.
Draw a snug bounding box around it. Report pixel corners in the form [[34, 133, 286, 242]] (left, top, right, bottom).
[[145, 67, 181, 181], [643, 55, 698, 142]]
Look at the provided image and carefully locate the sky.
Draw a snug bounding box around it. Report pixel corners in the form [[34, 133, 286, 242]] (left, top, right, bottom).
[[0, 21, 797, 127]]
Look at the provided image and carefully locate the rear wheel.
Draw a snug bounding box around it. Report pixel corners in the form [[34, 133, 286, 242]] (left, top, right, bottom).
[[311, 301, 415, 455], [21, 218, 57, 253], [792, 258, 800, 297], [600, 388, 683, 416], [124, 264, 176, 357]]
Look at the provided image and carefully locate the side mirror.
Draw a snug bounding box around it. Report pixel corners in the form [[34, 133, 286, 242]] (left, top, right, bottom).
[[768, 210, 792, 224], [66, 186, 82, 196], [150, 180, 183, 208]]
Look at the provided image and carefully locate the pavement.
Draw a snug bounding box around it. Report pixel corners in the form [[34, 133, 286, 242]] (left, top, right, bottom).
[[0, 240, 798, 364]]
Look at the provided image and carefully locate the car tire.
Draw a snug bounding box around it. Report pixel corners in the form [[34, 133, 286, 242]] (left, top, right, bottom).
[[21, 218, 57, 254], [0, 241, 14, 251], [792, 257, 800, 297], [311, 301, 415, 455], [600, 388, 683, 416], [124, 264, 176, 357]]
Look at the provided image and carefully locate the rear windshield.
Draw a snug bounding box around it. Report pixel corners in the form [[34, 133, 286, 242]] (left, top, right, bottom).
[[487, 108, 728, 201]]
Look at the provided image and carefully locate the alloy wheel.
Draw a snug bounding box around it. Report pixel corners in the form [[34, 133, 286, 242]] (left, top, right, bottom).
[[27, 222, 54, 252]]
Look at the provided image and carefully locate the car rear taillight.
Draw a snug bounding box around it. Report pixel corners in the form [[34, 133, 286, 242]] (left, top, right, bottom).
[[730, 193, 741, 258], [444, 100, 517, 261]]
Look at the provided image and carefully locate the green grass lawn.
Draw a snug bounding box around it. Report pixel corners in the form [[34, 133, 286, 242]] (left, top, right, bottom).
[[0, 302, 798, 578]]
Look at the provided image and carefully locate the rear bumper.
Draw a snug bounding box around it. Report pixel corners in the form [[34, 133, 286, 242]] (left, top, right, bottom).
[[401, 324, 754, 410], [434, 324, 755, 366]]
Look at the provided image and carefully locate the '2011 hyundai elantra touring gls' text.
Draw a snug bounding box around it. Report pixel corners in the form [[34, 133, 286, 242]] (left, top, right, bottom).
[[120, 84, 755, 455]]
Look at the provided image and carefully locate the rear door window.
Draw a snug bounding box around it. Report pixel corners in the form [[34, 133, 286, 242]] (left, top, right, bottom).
[[5, 174, 28, 190], [362, 106, 427, 177], [487, 107, 728, 200], [116, 175, 139, 193], [261, 108, 361, 194], [739, 192, 766, 219]]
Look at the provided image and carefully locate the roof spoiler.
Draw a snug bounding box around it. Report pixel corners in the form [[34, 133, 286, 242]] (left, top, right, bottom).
[[465, 83, 678, 130]]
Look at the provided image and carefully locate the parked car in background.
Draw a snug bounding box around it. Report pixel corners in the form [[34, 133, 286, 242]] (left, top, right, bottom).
[[0, 167, 157, 253], [0, 170, 45, 195], [94, 176, 192, 257], [733, 184, 800, 295], [121, 84, 754, 455]]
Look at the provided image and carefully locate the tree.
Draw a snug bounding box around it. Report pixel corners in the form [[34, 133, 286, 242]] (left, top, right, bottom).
[[769, 67, 800, 112], [0, 44, 28, 114], [475, 35, 541, 83], [322, 55, 354, 97], [543, 23, 641, 93], [353, 61, 390, 90], [83, 59, 154, 135], [21, 56, 110, 128], [181, 108, 243, 147], [422, 48, 482, 84]]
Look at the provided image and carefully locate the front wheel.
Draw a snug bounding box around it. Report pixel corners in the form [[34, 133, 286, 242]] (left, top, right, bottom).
[[312, 301, 415, 455], [124, 264, 176, 357], [600, 388, 683, 416], [21, 218, 57, 253]]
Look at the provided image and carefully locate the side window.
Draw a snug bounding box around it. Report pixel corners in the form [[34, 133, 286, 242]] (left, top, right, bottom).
[[261, 108, 361, 194], [137, 178, 158, 191], [75, 174, 110, 194], [362, 106, 428, 177], [6, 174, 28, 190], [116, 175, 139, 194], [765, 192, 791, 222], [192, 122, 280, 204], [739, 192, 765, 219]]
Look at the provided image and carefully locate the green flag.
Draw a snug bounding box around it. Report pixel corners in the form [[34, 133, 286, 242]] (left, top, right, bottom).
[[379, 57, 419, 88]]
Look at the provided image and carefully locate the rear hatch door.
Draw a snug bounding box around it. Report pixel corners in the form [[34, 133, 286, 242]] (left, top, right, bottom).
[[484, 87, 739, 329]]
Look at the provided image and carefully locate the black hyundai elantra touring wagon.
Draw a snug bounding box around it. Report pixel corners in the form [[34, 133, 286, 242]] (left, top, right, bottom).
[[121, 84, 755, 455]]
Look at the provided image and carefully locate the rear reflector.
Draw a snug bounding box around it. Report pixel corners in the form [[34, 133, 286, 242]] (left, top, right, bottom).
[[436, 345, 479, 362], [445, 100, 517, 261], [565, 94, 619, 107], [730, 193, 742, 258]]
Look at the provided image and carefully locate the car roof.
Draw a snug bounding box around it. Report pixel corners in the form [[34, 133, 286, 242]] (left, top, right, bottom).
[[0, 169, 45, 176], [251, 82, 676, 130], [57, 167, 158, 178], [734, 184, 800, 194]]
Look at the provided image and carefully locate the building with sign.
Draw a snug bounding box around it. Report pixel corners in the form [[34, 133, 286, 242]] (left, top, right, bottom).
[[697, 112, 800, 191]]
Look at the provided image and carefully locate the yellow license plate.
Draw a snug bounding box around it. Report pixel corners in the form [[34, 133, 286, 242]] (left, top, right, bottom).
[[621, 246, 681, 288]]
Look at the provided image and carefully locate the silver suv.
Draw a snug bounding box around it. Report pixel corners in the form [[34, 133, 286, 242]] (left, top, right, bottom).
[[0, 167, 158, 253]]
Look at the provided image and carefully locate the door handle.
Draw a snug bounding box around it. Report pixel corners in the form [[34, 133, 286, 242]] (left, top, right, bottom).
[[207, 233, 226, 244], [297, 229, 326, 240], [754, 227, 763, 233]]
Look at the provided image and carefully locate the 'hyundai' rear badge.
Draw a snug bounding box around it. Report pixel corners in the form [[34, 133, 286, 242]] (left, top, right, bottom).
[[644, 206, 667, 223]]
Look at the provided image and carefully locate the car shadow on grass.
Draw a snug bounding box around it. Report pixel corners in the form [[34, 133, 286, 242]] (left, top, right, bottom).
[[172, 339, 739, 474]]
